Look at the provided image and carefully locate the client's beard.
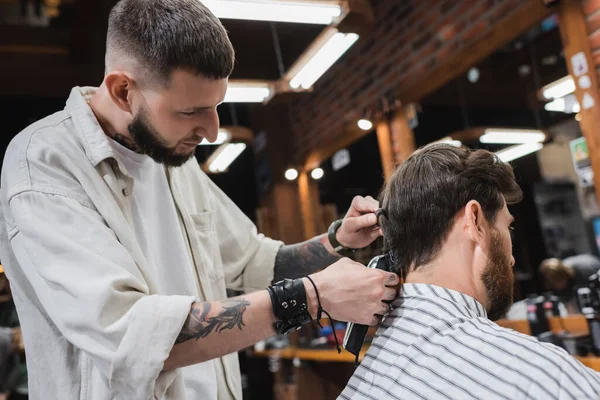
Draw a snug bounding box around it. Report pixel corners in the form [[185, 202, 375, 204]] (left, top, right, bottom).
[[481, 229, 514, 321], [127, 109, 195, 167]]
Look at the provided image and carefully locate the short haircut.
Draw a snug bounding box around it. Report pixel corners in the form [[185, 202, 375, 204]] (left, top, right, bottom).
[[379, 143, 523, 276], [107, 0, 235, 85]]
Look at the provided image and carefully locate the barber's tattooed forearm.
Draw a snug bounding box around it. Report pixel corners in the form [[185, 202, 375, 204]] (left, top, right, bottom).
[[273, 235, 340, 281], [175, 299, 251, 344]]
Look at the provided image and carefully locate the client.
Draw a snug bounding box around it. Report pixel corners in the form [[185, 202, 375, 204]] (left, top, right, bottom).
[[340, 144, 600, 400]]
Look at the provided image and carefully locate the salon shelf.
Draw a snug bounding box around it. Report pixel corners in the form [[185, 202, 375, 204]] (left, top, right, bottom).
[[576, 356, 600, 371], [496, 315, 589, 336], [252, 346, 600, 372], [251, 346, 369, 363]]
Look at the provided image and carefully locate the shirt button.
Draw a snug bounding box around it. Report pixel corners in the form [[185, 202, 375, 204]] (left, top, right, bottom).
[[122, 187, 131, 196]]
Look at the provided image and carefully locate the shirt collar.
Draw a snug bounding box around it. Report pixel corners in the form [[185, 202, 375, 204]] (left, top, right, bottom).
[[397, 283, 488, 319], [64, 86, 119, 167]]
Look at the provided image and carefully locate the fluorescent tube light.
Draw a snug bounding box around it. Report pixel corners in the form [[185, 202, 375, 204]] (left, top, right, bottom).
[[434, 136, 462, 147], [203, 0, 343, 25], [224, 81, 271, 103], [544, 95, 580, 114], [289, 29, 359, 90], [545, 98, 565, 112], [480, 129, 545, 144], [496, 143, 543, 162], [208, 143, 247, 173], [541, 76, 575, 100], [199, 130, 230, 145]]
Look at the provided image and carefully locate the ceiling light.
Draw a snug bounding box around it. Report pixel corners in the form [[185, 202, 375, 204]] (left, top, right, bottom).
[[467, 67, 480, 83], [496, 143, 544, 162], [541, 76, 575, 100], [544, 94, 579, 114], [285, 168, 299, 181], [357, 119, 373, 131], [311, 168, 324, 180], [518, 65, 531, 78], [289, 28, 359, 90], [544, 98, 566, 112], [203, 0, 343, 25], [224, 81, 272, 103], [541, 55, 558, 66], [207, 143, 246, 173], [480, 129, 545, 144], [199, 130, 230, 145], [434, 136, 462, 147]]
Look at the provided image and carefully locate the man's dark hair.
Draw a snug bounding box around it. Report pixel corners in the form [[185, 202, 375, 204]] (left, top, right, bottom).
[[379, 143, 523, 276], [107, 0, 235, 84]]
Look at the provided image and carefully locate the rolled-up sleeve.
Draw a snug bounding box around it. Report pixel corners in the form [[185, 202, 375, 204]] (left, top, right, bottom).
[[6, 191, 195, 398], [205, 178, 283, 293]]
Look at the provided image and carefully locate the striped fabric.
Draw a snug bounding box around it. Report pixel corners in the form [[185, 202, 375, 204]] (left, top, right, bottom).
[[339, 284, 600, 400]]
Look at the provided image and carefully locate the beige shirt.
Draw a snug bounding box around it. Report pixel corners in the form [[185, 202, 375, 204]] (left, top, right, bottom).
[[0, 87, 282, 399]]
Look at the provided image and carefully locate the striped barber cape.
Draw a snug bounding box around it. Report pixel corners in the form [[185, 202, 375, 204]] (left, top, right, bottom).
[[339, 284, 600, 400]]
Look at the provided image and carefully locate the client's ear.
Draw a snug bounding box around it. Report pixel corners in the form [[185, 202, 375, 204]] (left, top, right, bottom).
[[464, 200, 488, 248]]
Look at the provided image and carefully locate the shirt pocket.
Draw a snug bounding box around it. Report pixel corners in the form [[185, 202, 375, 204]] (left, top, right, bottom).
[[190, 211, 225, 284]]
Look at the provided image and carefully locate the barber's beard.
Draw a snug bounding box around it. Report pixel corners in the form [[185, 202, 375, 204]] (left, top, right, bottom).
[[127, 110, 195, 167], [481, 229, 514, 321]]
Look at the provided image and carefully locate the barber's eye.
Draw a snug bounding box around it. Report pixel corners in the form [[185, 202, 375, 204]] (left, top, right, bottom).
[[180, 111, 195, 116]]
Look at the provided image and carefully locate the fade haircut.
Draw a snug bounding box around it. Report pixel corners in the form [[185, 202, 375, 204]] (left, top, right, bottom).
[[106, 0, 235, 85], [379, 143, 523, 276]]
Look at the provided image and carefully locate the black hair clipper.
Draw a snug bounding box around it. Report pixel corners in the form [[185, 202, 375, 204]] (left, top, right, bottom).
[[343, 254, 391, 365]]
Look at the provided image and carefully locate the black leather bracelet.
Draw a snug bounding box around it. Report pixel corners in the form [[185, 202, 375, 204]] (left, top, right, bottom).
[[267, 278, 313, 335], [327, 219, 357, 256]]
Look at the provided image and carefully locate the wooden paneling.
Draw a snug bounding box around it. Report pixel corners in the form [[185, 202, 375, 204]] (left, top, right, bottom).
[[376, 120, 394, 181], [557, 0, 600, 203]]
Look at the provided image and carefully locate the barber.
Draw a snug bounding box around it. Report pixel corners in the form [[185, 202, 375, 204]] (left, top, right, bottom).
[[0, 0, 398, 399]]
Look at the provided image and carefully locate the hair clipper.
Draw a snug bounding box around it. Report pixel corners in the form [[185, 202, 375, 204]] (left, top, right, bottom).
[[343, 254, 391, 365]]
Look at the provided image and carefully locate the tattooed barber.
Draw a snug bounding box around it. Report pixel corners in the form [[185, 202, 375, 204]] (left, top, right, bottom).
[[0, 1, 398, 399]]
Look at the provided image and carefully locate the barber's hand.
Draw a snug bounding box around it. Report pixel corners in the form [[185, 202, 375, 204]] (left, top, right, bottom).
[[336, 196, 382, 249], [307, 258, 399, 326]]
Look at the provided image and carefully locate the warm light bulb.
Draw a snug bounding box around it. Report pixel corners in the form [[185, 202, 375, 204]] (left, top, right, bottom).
[[357, 119, 373, 131], [311, 168, 324, 180], [285, 168, 299, 181]]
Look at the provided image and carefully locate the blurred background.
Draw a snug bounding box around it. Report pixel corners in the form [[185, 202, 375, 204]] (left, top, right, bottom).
[[3, 0, 600, 398]]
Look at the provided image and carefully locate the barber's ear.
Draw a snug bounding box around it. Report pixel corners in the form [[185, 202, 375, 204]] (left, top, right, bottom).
[[464, 200, 487, 248], [104, 71, 135, 115]]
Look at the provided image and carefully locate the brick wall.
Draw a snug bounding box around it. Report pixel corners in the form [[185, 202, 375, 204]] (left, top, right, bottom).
[[584, 0, 600, 84], [288, 0, 530, 162]]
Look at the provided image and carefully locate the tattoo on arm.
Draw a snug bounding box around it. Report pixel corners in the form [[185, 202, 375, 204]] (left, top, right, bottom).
[[273, 235, 340, 282], [175, 298, 251, 344]]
